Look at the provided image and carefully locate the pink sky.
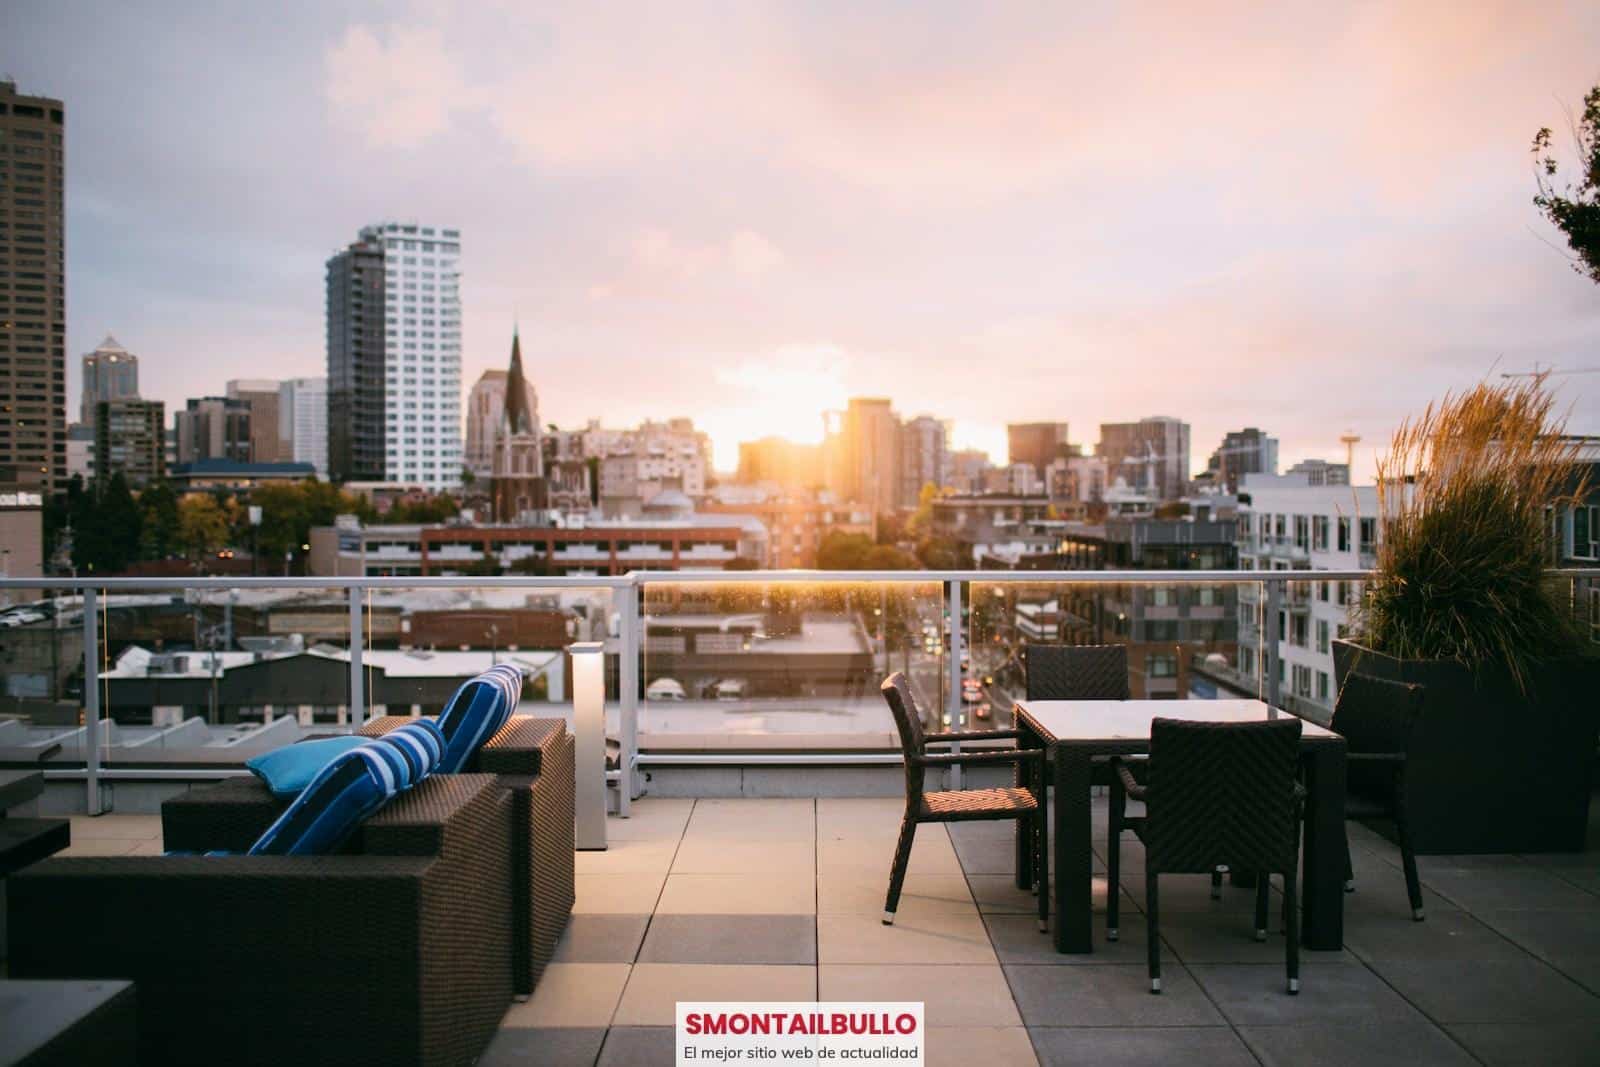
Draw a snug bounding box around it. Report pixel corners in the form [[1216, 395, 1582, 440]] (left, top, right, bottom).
[[6, 1, 1599, 477]]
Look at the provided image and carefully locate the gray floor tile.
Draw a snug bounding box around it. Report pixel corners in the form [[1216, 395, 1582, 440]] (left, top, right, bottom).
[[636, 914, 817, 965], [1340, 908, 1525, 963], [986, 913, 1158, 966], [1446, 1022, 1600, 1067], [1157, 909, 1353, 964], [482, 1027, 606, 1066], [1370, 958, 1600, 1023], [1419, 864, 1597, 912], [552, 915, 651, 964], [1122, 873, 1264, 913], [597, 1026, 677, 1067], [1475, 908, 1600, 993], [967, 874, 1045, 914], [1029, 1026, 1254, 1067], [1238, 1022, 1478, 1067], [952, 834, 1023, 875], [1005, 963, 1224, 1027], [1190, 962, 1422, 1026]]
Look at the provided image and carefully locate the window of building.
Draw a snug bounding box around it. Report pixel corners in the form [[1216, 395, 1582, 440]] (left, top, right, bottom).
[[1148, 653, 1177, 678], [1316, 671, 1330, 702], [1294, 515, 1309, 549], [1359, 517, 1377, 552], [1312, 515, 1329, 551], [1573, 505, 1598, 560], [1316, 619, 1329, 654], [1337, 517, 1351, 552]]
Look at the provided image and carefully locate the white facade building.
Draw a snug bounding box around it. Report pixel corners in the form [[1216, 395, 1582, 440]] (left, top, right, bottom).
[[374, 221, 463, 490], [1236, 471, 1380, 719], [279, 377, 328, 479]]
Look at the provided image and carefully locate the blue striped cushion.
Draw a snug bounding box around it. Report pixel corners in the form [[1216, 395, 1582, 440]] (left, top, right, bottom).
[[435, 664, 523, 773], [247, 724, 445, 856]]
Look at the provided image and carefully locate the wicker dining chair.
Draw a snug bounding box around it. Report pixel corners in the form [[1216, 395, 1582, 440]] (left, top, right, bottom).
[[880, 672, 1049, 930], [1108, 717, 1306, 994], [1025, 643, 1131, 701], [1331, 673, 1427, 921]]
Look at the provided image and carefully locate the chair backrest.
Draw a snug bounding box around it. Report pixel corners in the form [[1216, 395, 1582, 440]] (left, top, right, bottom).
[[1142, 717, 1303, 874], [1026, 644, 1130, 701], [1331, 673, 1423, 757], [880, 672, 927, 800]]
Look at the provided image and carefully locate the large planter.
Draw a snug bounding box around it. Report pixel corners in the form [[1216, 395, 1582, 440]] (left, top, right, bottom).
[[1332, 640, 1600, 854]]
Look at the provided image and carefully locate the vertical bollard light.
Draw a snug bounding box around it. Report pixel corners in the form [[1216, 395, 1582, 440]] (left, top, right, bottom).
[[569, 641, 608, 850]]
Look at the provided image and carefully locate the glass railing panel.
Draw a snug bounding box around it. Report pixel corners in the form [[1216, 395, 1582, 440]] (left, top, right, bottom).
[[96, 584, 356, 756], [362, 582, 615, 737], [0, 583, 89, 758], [637, 579, 944, 745]]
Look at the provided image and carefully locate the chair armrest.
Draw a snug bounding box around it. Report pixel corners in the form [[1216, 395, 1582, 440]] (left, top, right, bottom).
[[161, 776, 289, 854], [917, 749, 1044, 768], [1112, 759, 1147, 801], [926, 729, 1019, 744]]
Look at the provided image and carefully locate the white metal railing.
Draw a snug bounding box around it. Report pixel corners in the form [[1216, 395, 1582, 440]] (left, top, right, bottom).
[[2, 568, 1591, 818]]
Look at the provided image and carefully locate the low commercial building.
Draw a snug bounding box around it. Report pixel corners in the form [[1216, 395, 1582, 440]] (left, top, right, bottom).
[[168, 459, 316, 493]]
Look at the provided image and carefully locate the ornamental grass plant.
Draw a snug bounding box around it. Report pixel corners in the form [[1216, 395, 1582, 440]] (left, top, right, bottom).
[[1357, 375, 1592, 693]]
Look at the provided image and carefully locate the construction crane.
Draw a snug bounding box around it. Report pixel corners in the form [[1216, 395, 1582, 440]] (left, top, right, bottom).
[[1499, 365, 1600, 379]]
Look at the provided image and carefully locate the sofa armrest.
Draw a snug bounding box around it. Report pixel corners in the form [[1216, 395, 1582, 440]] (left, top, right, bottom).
[[161, 776, 289, 854], [362, 714, 569, 778]]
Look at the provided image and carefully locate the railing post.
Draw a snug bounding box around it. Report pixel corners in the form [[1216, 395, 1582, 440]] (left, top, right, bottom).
[[570, 641, 608, 849], [348, 586, 364, 731], [1264, 577, 1282, 712], [946, 578, 964, 789], [83, 587, 102, 815], [619, 579, 640, 815]]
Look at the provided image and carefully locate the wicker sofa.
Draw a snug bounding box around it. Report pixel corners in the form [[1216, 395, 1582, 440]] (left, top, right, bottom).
[[9, 774, 512, 1067], [161, 716, 575, 997]]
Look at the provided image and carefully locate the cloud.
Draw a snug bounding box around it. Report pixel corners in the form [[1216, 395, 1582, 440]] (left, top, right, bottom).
[[324, 24, 474, 149]]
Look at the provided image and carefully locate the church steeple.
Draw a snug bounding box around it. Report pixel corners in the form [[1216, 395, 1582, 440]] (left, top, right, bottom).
[[503, 327, 534, 435]]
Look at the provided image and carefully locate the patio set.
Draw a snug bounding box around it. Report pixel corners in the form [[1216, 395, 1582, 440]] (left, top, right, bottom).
[[2, 642, 1433, 1064]]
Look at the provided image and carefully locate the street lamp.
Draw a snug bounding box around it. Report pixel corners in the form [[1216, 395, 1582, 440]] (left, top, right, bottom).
[[248, 505, 262, 577]]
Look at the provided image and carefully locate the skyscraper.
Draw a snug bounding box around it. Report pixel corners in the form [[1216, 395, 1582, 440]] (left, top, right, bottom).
[[93, 397, 165, 487], [827, 397, 900, 514], [1007, 422, 1070, 478], [0, 81, 66, 490], [1097, 416, 1191, 500], [174, 396, 251, 464], [279, 377, 328, 478], [899, 415, 949, 506], [227, 378, 282, 463], [80, 335, 139, 424], [325, 222, 463, 490], [1206, 427, 1278, 493]]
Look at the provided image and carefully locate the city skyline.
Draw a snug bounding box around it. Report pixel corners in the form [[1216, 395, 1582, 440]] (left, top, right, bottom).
[[4, 3, 1600, 479]]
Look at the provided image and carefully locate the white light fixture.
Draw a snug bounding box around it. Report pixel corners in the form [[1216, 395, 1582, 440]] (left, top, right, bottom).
[[569, 641, 607, 850]]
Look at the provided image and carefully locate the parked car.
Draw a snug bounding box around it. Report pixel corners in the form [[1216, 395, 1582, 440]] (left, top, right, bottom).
[[713, 678, 747, 701], [646, 677, 687, 701]]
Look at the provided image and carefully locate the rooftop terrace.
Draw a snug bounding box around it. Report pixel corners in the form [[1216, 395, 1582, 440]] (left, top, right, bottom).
[[37, 791, 1600, 1066]]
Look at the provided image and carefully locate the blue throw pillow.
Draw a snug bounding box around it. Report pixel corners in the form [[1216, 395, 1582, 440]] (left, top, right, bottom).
[[246, 736, 369, 798], [247, 724, 445, 856], [435, 664, 523, 773]]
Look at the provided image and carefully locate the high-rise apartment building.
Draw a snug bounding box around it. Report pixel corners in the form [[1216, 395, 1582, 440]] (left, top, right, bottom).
[[278, 377, 328, 478], [226, 378, 282, 463], [174, 396, 252, 464], [1098, 416, 1191, 500], [0, 81, 67, 490], [1008, 422, 1070, 478], [80, 335, 139, 424], [93, 397, 165, 487], [826, 397, 900, 514], [899, 415, 949, 506], [736, 436, 823, 491], [1207, 427, 1278, 493], [1285, 458, 1350, 486], [466, 365, 538, 480], [326, 222, 462, 490]]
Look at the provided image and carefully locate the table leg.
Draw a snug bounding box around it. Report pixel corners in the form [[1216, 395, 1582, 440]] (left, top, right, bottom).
[[1301, 741, 1347, 951], [1053, 742, 1094, 953], [1014, 721, 1036, 890]]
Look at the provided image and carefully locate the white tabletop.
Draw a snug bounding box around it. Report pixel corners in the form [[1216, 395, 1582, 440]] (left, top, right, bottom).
[[1014, 699, 1341, 744]]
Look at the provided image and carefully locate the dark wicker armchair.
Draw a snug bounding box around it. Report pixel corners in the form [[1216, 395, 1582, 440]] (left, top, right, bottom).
[[1025, 643, 1131, 701], [1331, 673, 1426, 921], [880, 672, 1048, 930], [1108, 717, 1306, 995], [11, 775, 513, 1066], [162, 716, 574, 996]]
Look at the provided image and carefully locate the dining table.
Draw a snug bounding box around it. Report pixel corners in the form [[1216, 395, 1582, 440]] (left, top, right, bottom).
[[1012, 698, 1348, 954]]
